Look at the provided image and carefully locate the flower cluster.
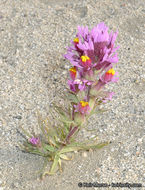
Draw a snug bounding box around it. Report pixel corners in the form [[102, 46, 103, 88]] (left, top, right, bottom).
[[65, 22, 119, 116], [29, 137, 40, 146], [21, 23, 119, 177]]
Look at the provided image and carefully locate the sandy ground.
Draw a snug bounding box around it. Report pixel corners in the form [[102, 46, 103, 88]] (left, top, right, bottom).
[[0, 0, 145, 189]]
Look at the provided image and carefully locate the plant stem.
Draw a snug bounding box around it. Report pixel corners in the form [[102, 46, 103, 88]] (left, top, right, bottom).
[[87, 85, 91, 102], [65, 126, 78, 144], [72, 104, 75, 120]]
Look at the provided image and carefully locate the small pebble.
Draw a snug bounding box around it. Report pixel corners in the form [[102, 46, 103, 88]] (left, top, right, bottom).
[[136, 152, 140, 156], [82, 152, 87, 158]]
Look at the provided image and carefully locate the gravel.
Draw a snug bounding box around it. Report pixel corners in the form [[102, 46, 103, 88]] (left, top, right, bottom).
[[0, 0, 145, 189]]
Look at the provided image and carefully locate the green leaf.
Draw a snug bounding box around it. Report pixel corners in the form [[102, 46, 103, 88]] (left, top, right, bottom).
[[59, 142, 110, 154], [53, 104, 72, 124], [66, 93, 79, 103], [62, 122, 70, 135], [48, 137, 59, 148], [60, 154, 73, 160], [59, 115, 73, 125], [85, 142, 109, 149], [53, 104, 67, 117], [41, 157, 59, 177], [58, 158, 62, 172], [37, 111, 49, 139], [59, 146, 83, 154], [86, 107, 108, 121], [49, 154, 60, 174], [59, 128, 66, 139], [23, 141, 34, 149], [30, 149, 46, 157], [37, 112, 60, 146], [44, 145, 56, 152]]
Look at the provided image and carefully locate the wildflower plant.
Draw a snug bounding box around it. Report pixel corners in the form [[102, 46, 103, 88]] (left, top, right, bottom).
[[20, 22, 119, 178]]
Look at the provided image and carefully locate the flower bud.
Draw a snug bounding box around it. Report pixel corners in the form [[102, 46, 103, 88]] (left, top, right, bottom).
[[80, 55, 92, 69], [73, 37, 79, 44], [29, 137, 41, 147], [103, 68, 115, 82], [76, 101, 90, 115], [69, 67, 77, 80]]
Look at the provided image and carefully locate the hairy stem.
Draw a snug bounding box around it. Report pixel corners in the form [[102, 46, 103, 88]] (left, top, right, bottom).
[[87, 85, 91, 102], [65, 126, 78, 144], [72, 104, 75, 120]]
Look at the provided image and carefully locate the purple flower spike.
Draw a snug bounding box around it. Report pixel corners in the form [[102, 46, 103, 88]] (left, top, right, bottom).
[[65, 22, 119, 74], [65, 22, 119, 105], [29, 137, 40, 145]]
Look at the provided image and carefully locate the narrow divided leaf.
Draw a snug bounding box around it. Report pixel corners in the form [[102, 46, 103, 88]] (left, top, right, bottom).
[[44, 145, 56, 152], [60, 154, 73, 160], [66, 93, 79, 103], [49, 154, 60, 175]]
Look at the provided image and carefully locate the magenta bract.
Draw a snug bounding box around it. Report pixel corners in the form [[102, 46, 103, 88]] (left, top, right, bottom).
[[29, 137, 40, 145], [65, 22, 119, 93]]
